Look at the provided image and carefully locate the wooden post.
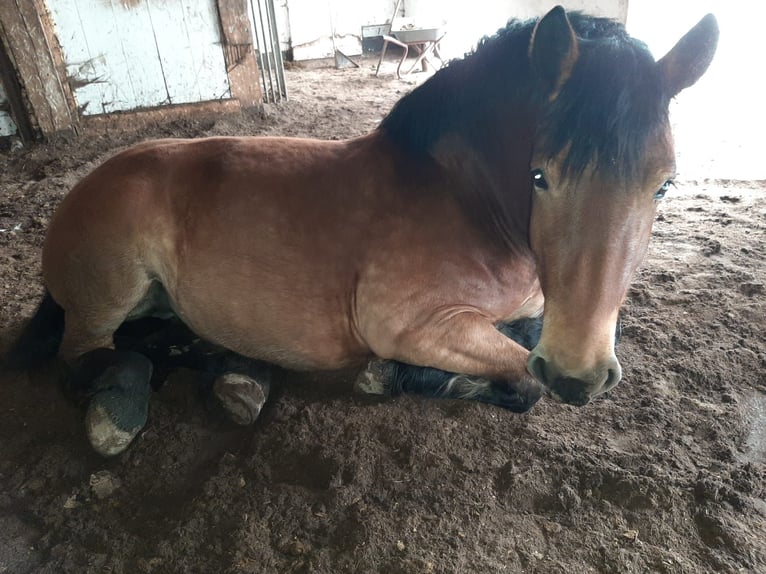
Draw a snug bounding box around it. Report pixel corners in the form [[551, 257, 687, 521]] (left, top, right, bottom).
[[0, 0, 77, 137], [217, 0, 263, 108]]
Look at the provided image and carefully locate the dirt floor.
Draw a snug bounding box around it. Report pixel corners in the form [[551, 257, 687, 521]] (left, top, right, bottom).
[[0, 58, 764, 574]]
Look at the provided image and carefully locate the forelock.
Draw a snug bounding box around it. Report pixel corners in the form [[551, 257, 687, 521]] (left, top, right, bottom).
[[538, 22, 671, 182]]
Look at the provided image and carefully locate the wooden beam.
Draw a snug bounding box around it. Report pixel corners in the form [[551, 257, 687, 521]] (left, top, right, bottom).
[[0, 0, 77, 137], [79, 99, 242, 136], [217, 0, 262, 108]]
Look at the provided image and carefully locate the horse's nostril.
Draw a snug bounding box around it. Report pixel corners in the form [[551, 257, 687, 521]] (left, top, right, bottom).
[[603, 366, 622, 392]]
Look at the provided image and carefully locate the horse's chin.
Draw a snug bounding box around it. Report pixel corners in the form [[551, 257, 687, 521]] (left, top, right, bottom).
[[545, 388, 592, 407]]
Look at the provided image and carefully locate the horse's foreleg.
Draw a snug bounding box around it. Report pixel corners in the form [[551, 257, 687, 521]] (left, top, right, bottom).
[[357, 315, 623, 411], [56, 302, 155, 456], [356, 358, 542, 413], [358, 314, 544, 412]]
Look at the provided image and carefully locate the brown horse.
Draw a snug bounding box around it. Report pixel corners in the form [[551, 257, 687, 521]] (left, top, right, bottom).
[[8, 7, 718, 456]]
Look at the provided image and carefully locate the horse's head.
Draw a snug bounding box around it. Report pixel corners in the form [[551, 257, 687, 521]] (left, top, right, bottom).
[[525, 7, 718, 405]]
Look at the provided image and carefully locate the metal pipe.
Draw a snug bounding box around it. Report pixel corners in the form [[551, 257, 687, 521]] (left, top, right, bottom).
[[266, 0, 286, 100], [255, 0, 275, 101]]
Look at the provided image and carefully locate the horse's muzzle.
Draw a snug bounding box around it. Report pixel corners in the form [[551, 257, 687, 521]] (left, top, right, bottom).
[[526, 352, 622, 406]]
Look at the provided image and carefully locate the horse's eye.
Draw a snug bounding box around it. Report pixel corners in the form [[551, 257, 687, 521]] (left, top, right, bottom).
[[531, 169, 548, 191], [654, 179, 674, 200]]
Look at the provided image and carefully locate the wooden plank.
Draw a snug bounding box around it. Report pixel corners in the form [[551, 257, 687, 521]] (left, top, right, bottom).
[[79, 98, 241, 134], [47, 0, 233, 114], [217, 0, 262, 107], [147, 0, 230, 104], [47, 0, 169, 114], [0, 0, 76, 135]]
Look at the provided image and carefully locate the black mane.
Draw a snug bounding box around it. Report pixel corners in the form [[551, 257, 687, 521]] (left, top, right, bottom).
[[378, 12, 670, 182]]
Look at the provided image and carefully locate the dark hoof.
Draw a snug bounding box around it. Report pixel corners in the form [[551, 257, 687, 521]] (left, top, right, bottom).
[[354, 358, 397, 395], [85, 364, 152, 457], [213, 372, 268, 425], [483, 376, 543, 413]]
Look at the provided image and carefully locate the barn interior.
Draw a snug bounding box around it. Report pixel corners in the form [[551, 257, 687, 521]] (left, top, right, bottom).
[[0, 1, 764, 573]]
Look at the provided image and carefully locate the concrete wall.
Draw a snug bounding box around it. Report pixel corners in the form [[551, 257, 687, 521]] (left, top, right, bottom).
[[285, 0, 626, 61], [627, 1, 765, 180], [288, 0, 397, 61], [408, 0, 627, 59]]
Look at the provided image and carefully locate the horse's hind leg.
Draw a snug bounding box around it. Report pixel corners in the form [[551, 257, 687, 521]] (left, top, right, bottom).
[[72, 348, 153, 456], [162, 340, 272, 426], [210, 355, 271, 426], [115, 321, 271, 426], [56, 278, 155, 456]]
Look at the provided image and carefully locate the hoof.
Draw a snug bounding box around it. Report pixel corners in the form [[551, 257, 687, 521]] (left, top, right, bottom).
[[354, 358, 396, 395], [489, 376, 544, 413], [213, 373, 268, 425], [85, 366, 151, 457]]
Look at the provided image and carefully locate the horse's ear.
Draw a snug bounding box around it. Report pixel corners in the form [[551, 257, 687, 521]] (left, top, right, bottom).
[[657, 14, 719, 98], [529, 6, 579, 99]]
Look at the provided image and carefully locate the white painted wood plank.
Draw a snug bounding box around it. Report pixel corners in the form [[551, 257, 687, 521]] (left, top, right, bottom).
[[0, 82, 17, 137], [148, 0, 229, 103], [103, 0, 169, 111], [47, 0, 229, 114], [47, 0, 168, 113], [185, 0, 231, 101], [46, 0, 107, 113], [0, 113, 16, 137]]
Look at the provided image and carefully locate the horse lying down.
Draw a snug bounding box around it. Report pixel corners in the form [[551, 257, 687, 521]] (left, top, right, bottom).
[[6, 7, 717, 456]]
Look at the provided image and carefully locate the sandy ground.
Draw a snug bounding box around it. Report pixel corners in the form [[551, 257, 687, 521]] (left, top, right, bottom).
[[0, 57, 764, 573]]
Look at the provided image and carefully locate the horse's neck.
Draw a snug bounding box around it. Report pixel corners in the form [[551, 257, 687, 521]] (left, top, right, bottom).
[[428, 129, 535, 255]]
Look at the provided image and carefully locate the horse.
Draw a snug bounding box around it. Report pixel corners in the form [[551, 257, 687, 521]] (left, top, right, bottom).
[[7, 7, 718, 456]]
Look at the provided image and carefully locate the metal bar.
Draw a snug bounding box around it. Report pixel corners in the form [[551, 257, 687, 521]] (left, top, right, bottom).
[[266, 0, 286, 100], [255, 0, 275, 102], [245, 0, 285, 103], [262, 0, 279, 101], [248, 0, 269, 101], [390, 0, 402, 31]]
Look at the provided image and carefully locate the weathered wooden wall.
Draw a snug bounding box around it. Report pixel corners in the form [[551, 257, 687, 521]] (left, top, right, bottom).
[[46, 0, 231, 115], [0, 0, 263, 139], [0, 0, 77, 137]]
